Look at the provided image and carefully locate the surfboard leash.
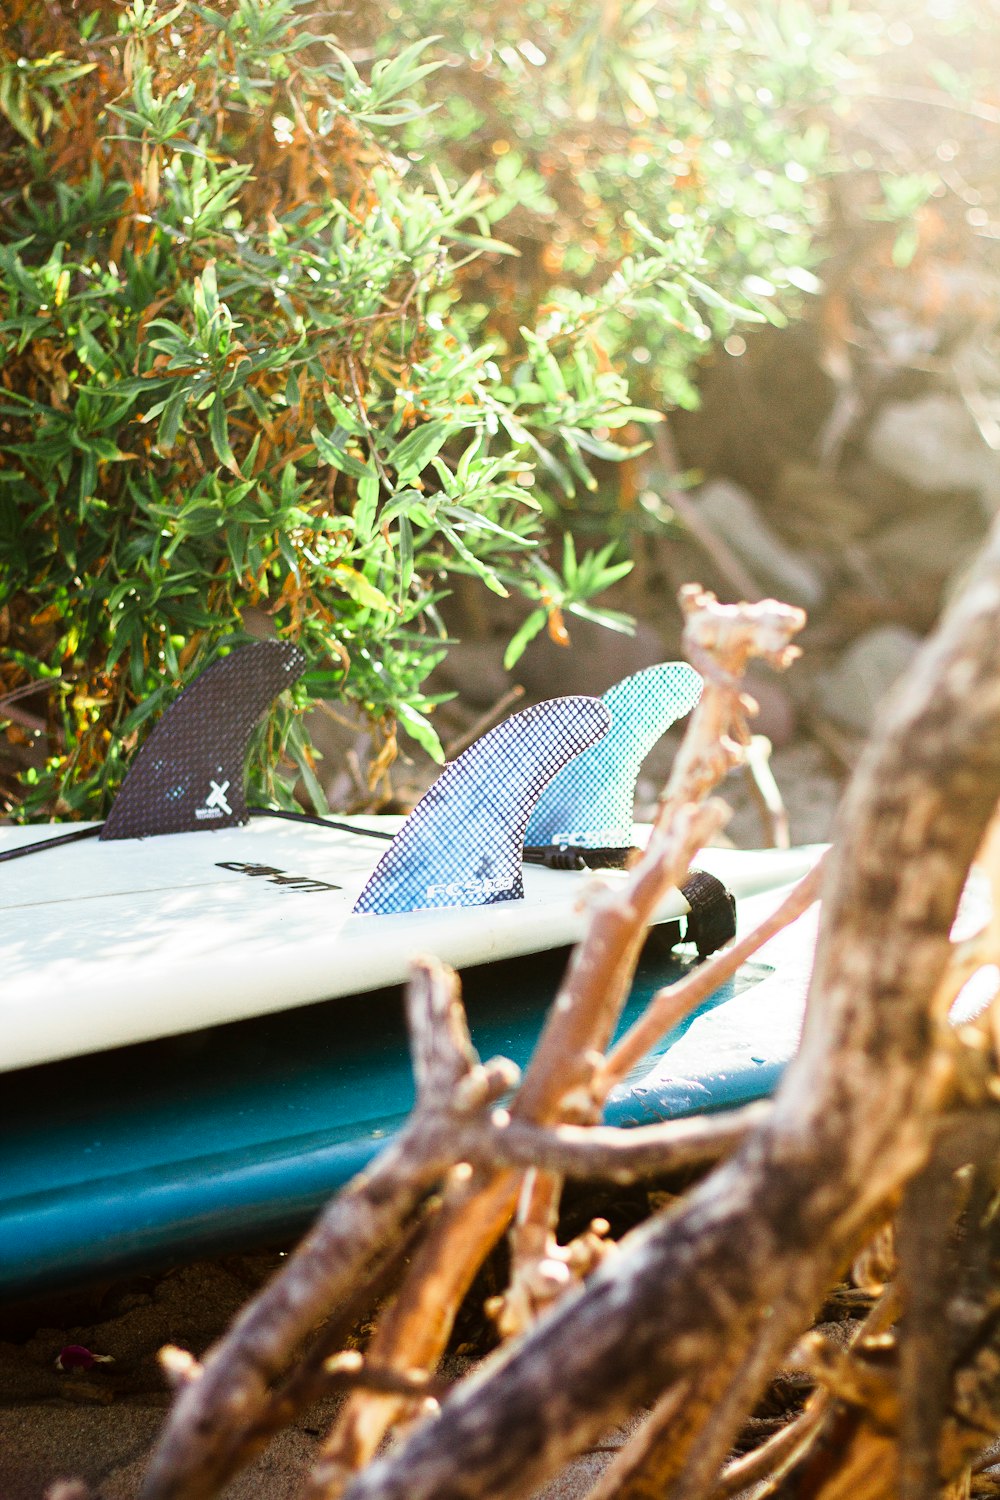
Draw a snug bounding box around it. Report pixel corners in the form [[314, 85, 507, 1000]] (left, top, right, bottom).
[[0, 805, 736, 957], [0, 824, 104, 864], [522, 843, 634, 870], [247, 806, 395, 840], [0, 808, 396, 865]]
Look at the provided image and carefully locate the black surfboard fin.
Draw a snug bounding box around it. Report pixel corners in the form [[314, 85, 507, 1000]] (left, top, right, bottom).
[[100, 640, 307, 840], [353, 695, 611, 915]]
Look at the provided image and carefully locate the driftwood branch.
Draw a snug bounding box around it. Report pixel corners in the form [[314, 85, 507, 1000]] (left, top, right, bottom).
[[333, 526, 1000, 1500], [300, 590, 806, 1497], [476, 1106, 765, 1183], [140, 956, 514, 1500], [704, 1288, 901, 1500], [141, 586, 810, 1500]]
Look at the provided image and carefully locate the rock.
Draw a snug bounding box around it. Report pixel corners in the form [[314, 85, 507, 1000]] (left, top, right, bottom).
[[866, 494, 986, 617], [772, 462, 874, 545], [743, 668, 798, 750], [837, 455, 937, 520], [814, 624, 922, 736], [670, 324, 837, 498], [691, 479, 826, 610], [864, 394, 1000, 516]]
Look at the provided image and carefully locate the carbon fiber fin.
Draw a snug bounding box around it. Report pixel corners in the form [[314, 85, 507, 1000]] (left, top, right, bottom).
[[524, 662, 702, 851], [353, 696, 611, 915], [101, 641, 307, 840]]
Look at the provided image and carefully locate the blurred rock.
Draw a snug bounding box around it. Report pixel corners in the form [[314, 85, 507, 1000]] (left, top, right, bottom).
[[671, 324, 837, 499], [866, 494, 986, 617], [864, 394, 1000, 515], [692, 479, 825, 610], [239, 606, 277, 640], [744, 668, 798, 750], [837, 456, 939, 520], [814, 624, 921, 736], [771, 462, 874, 546]]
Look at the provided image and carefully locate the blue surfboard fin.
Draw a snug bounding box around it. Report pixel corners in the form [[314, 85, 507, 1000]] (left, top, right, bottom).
[[523, 662, 702, 858], [353, 696, 611, 915], [101, 640, 307, 840]]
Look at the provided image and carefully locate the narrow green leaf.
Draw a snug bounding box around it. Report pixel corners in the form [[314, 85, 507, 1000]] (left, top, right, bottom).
[[390, 420, 453, 482], [503, 608, 546, 670], [333, 564, 392, 613], [311, 424, 370, 478], [396, 700, 444, 763], [208, 395, 241, 476], [354, 462, 381, 541]]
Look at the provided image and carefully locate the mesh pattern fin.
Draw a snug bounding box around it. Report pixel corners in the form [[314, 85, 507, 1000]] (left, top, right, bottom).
[[101, 641, 307, 840], [354, 696, 611, 915], [524, 662, 702, 849]]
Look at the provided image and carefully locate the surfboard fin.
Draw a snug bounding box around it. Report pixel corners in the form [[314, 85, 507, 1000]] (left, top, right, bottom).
[[100, 641, 307, 840], [353, 696, 611, 915], [522, 661, 702, 857]]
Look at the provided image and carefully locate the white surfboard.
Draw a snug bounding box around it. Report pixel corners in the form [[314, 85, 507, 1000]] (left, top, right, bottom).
[[0, 814, 825, 1073]]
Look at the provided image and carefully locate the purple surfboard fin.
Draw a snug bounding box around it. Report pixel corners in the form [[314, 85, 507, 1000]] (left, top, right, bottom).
[[100, 640, 306, 840], [353, 696, 611, 915]]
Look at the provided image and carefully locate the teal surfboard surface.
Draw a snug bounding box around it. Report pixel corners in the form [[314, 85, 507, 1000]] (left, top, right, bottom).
[[0, 886, 817, 1301]]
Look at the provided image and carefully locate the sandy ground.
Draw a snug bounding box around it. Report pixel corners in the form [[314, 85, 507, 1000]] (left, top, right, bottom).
[[0, 1253, 645, 1498]]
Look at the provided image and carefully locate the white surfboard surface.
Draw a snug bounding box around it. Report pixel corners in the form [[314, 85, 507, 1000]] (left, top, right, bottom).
[[0, 816, 824, 1073]]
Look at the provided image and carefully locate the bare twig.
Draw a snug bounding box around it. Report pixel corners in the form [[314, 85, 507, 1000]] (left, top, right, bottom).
[[443, 684, 526, 760], [221, 1216, 431, 1473], [478, 1106, 765, 1181], [709, 1394, 829, 1500], [651, 423, 764, 602], [308, 587, 805, 1495], [657, 587, 804, 831], [852, 83, 1000, 127], [602, 857, 825, 1090], [743, 734, 791, 850]]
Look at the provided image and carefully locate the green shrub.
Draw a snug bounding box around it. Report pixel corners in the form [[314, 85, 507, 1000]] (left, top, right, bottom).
[[0, 0, 876, 820]]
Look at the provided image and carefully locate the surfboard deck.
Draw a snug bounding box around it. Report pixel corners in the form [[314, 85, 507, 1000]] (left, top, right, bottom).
[[0, 882, 819, 1300], [0, 816, 825, 1072]]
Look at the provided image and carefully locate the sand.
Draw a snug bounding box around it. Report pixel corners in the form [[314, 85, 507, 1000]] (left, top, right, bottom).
[[0, 1253, 640, 1499]]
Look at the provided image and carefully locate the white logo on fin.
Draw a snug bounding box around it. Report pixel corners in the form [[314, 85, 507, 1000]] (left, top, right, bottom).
[[195, 779, 232, 820], [425, 875, 516, 899]]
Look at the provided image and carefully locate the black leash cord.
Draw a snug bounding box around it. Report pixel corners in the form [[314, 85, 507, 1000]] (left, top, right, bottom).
[[0, 807, 397, 866], [0, 811, 736, 959], [522, 843, 635, 871], [248, 806, 395, 840], [0, 824, 104, 865]]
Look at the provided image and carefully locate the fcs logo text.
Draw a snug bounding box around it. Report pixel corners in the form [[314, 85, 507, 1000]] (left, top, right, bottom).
[[425, 875, 516, 899], [552, 827, 623, 845]]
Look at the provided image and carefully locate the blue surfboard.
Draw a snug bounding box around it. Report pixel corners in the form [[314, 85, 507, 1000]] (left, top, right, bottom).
[[0, 885, 816, 1300]]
